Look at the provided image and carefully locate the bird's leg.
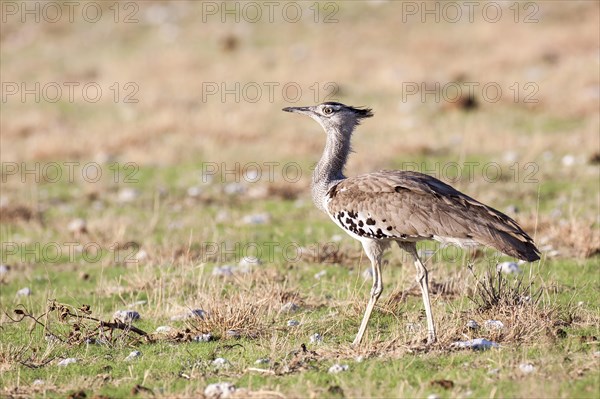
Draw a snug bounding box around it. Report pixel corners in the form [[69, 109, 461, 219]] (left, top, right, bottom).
[[353, 241, 384, 346], [400, 243, 436, 344]]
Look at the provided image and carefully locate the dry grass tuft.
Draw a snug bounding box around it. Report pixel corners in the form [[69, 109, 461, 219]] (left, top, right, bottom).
[[187, 294, 276, 340]]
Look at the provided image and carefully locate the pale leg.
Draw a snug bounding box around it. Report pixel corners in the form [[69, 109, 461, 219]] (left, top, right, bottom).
[[353, 240, 386, 346], [399, 242, 436, 344]]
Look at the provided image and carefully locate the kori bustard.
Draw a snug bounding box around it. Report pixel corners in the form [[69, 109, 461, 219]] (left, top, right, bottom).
[[282, 102, 540, 346]]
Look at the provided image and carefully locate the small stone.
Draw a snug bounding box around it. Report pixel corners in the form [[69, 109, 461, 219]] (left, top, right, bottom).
[[16, 287, 31, 296], [32, 379, 45, 386], [0, 264, 9, 275], [67, 218, 87, 234], [239, 256, 261, 270], [155, 326, 172, 333], [193, 333, 213, 342], [484, 320, 504, 330], [280, 302, 299, 313], [328, 363, 349, 374], [488, 368, 500, 375], [113, 310, 140, 322], [125, 350, 141, 361], [224, 183, 245, 195], [466, 320, 479, 330], [519, 363, 535, 374], [331, 234, 343, 242], [255, 358, 270, 365], [309, 333, 323, 344], [355, 355, 364, 363], [314, 270, 327, 280], [135, 249, 148, 261], [117, 187, 139, 203], [171, 308, 207, 321], [561, 154, 576, 167], [212, 265, 236, 277], [427, 395, 441, 399], [57, 358, 77, 367], [497, 261, 520, 274], [593, 351, 600, 358], [242, 212, 271, 225], [450, 338, 500, 350], [226, 330, 240, 338], [45, 334, 60, 344], [287, 319, 300, 327], [212, 357, 229, 368], [204, 382, 236, 399], [187, 186, 203, 197]]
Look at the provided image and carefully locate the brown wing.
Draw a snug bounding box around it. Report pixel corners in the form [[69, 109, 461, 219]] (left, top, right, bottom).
[[326, 170, 540, 262]]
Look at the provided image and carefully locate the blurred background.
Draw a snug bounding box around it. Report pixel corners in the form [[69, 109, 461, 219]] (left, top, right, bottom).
[[1, 1, 599, 258]]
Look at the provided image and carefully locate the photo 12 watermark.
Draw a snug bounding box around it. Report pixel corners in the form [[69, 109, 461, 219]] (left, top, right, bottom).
[[201, 1, 339, 23], [401, 81, 539, 104], [1, 162, 139, 184], [201, 81, 339, 104], [1, 1, 139, 24], [400, 1, 540, 24], [1, 82, 139, 104]]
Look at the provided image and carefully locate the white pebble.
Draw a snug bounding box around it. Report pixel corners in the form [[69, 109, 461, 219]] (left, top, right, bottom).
[[0, 264, 9, 275], [57, 358, 77, 367], [194, 333, 213, 342], [67, 218, 87, 234], [212, 357, 229, 367], [242, 212, 271, 225], [113, 310, 140, 322], [331, 234, 343, 242], [593, 351, 600, 358], [519, 363, 535, 374], [16, 287, 31, 296], [287, 319, 300, 327], [226, 330, 240, 338], [561, 154, 576, 167], [484, 320, 504, 330], [204, 382, 236, 399], [427, 395, 441, 399], [314, 270, 327, 280], [280, 302, 300, 313], [255, 358, 270, 365], [117, 187, 139, 203], [328, 363, 349, 374], [212, 265, 236, 277], [171, 308, 207, 321], [497, 261, 520, 274], [125, 350, 141, 361], [224, 182, 246, 195], [355, 355, 364, 363], [239, 256, 261, 270], [451, 338, 500, 350], [187, 186, 203, 197], [488, 368, 500, 375], [309, 333, 323, 344], [155, 326, 172, 333], [466, 320, 479, 330], [32, 379, 45, 386]]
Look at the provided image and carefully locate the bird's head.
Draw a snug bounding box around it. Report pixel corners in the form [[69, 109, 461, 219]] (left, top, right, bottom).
[[282, 102, 373, 135]]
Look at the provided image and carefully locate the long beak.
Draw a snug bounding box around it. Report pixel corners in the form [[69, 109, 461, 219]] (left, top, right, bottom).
[[282, 106, 312, 115]]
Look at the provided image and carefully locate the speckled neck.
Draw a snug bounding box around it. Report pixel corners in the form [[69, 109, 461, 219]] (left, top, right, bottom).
[[311, 127, 352, 212]]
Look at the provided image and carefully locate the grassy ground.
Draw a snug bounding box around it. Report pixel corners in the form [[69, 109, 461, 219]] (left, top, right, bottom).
[[1, 1, 599, 398]]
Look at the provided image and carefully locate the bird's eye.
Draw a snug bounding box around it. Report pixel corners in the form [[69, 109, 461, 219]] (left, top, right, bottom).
[[323, 107, 333, 115]]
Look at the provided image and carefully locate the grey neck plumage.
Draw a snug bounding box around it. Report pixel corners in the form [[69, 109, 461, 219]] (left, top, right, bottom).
[[311, 126, 353, 212]]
